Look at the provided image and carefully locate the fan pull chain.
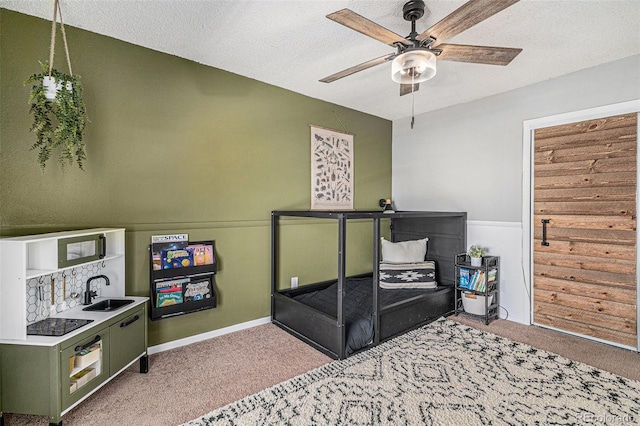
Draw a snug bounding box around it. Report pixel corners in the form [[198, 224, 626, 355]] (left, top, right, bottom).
[[410, 74, 415, 129], [411, 91, 416, 129]]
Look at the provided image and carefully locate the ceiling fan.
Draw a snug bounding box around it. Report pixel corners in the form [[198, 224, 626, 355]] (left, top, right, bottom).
[[320, 0, 523, 96]]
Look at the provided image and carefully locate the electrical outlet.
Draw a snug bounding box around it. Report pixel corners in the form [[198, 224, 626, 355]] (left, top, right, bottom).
[[291, 276, 298, 289]]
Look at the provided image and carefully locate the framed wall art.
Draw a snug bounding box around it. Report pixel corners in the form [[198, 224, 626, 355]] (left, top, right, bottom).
[[310, 125, 354, 210]]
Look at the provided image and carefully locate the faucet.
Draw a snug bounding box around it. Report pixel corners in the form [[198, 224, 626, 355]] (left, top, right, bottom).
[[84, 275, 110, 305]]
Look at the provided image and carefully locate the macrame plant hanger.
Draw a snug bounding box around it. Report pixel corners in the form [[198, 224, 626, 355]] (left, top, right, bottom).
[[26, 0, 88, 170], [44, 0, 74, 97]]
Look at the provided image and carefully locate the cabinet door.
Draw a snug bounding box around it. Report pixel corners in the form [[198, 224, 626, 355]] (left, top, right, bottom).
[[60, 329, 110, 410], [110, 308, 146, 375], [0, 344, 58, 417]]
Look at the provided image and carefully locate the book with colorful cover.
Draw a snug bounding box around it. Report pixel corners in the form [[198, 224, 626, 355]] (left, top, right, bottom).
[[156, 278, 187, 307], [161, 248, 194, 269], [459, 268, 470, 288], [186, 244, 215, 266], [184, 279, 212, 302], [471, 271, 486, 292], [151, 234, 188, 271]]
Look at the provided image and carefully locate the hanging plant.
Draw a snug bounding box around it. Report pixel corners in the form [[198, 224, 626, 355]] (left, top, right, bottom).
[[25, 62, 88, 170], [23, 0, 88, 170]]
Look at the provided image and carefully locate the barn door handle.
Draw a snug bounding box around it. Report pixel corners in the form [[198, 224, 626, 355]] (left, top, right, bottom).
[[541, 219, 550, 246]]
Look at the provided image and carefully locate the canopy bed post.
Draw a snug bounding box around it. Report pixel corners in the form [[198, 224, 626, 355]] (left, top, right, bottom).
[[337, 213, 347, 360], [270, 212, 278, 319], [373, 217, 381, 346]]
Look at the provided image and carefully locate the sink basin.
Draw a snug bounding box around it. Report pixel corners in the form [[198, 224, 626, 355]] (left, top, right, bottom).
[[82, 299, 134, 312]]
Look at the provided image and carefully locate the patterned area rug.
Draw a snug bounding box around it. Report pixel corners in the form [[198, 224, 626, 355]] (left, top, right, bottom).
[[183, 318, 640, 425]]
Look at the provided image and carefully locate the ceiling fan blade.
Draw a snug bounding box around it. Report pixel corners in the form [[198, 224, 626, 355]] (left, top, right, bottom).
[[320, 53, 396, 83], [327, 9, 412, 47], [437, 44, 522, 65], [417, 0, 519, 46], [400, 83, 420, 96]]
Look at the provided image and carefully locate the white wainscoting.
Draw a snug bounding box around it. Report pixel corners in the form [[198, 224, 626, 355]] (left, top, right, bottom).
[[467, 220, 530, 325]]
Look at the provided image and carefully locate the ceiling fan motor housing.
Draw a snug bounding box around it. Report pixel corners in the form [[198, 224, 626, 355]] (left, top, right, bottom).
[[392, 0, 435, 84], [403, 0, 426, 22]]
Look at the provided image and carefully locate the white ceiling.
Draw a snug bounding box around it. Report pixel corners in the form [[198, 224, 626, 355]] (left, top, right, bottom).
[[2, 0, 640, 120]]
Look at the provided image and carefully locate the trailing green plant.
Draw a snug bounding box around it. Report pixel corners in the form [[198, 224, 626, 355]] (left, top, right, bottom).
[[24, 62, 88, 170], [467, 245, 487, 258]]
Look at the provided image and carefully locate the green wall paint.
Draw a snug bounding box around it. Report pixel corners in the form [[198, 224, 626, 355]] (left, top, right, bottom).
[[0, 10, 392, 346]]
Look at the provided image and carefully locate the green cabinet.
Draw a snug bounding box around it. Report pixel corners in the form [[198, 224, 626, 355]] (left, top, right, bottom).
[[0, 344, 58, 419], [0, 229, 147, 426], [110, 308, 145, 375], [0, 302, 147, 425], [60, 328, 110, 411]]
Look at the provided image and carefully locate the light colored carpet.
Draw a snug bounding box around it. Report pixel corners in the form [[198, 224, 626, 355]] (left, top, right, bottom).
[[2, 323, 331, 426], [183, 318, 640, 426], [452, 313, 640, 382], [5, 317, 639, 425]]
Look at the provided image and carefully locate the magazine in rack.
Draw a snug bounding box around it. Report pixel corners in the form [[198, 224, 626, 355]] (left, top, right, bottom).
[[149, 235, 217, 320]]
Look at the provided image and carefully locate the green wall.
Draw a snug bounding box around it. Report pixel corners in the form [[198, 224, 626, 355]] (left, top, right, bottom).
[[0, 10, 392, 346]]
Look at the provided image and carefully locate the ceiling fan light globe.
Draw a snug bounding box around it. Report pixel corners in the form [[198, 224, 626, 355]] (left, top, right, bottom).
[[391, 50, 436, 84]]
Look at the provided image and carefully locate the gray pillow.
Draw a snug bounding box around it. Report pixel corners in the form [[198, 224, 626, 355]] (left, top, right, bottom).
[[380, 237, 428, 263]]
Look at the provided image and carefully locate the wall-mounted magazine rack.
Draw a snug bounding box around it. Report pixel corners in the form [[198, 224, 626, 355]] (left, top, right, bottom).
[[149, 240, 217, 321]]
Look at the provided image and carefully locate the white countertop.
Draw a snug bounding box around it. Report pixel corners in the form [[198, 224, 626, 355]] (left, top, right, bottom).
[[0, 296, 148, 347]]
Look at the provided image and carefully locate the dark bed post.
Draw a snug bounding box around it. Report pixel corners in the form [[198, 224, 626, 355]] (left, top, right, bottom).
[[337, 213, 346, 359], [372, 216, 381, 345], [271, 211, 278, 319]]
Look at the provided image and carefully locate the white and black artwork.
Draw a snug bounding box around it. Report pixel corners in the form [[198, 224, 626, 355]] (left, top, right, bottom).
[[310, 125, 354, 210]]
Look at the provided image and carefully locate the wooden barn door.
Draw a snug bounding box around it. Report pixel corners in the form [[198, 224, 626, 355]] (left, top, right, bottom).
[[532, 112, 637, 348]]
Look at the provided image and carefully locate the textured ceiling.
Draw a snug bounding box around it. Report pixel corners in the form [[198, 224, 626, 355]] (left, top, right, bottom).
[[2, 0, 640, 120]]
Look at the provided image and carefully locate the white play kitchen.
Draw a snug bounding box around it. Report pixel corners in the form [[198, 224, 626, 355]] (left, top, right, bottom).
[[0, 228, 148, 426]]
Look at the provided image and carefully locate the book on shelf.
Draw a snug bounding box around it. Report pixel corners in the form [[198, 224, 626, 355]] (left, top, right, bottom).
[[459, 265, 495, 292], [459, 268, 470, 289], [469, 270, 486, 292], [156, 278, 187, 307], [150, 234, 216, 270], [151, 234, 189, 271]]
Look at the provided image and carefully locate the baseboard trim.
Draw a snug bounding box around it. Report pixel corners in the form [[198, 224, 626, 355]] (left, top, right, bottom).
[[148, 316, 272, 355]]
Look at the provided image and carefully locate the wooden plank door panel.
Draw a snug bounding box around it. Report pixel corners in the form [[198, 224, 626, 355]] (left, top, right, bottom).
[[534, 263, 636, 289], [533, 251, 636, 275], [534, 141, 636, 164], [533, 112, 637, 348]]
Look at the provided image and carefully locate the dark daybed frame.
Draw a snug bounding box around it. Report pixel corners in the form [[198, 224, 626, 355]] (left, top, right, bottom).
[[271, 210, 467, 360]]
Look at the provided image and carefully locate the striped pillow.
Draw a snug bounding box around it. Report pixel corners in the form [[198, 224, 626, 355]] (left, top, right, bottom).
[[379, 261, 437, 289]]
